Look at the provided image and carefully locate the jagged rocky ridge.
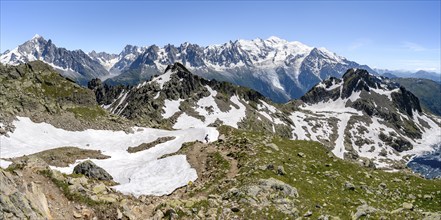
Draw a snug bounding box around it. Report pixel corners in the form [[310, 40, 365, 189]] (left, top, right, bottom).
[[89, 62, 294, 137], [95, 65, 441, 169], [1, 35, 375, 102], [390, 78, 441, 116]]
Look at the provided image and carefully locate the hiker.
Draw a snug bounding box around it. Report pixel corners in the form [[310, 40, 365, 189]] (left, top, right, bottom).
[[205, 134, 209, 143]]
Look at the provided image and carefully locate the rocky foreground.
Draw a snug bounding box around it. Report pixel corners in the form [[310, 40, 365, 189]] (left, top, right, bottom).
[[2, 126, 441, 219]]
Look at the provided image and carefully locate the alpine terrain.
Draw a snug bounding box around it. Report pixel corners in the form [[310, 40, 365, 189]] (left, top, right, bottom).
[[1, 60, 440, 219]]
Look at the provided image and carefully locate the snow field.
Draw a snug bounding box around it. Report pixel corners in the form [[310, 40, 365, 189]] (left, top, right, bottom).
[[1, 117, 219, 197]]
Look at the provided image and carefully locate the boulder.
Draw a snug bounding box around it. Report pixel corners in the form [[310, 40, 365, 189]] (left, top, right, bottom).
[[265, 143, 279, 151], [92, 183, 107, 194], [259, 178, 298, 197], [277, 165, 286, 175], [402, 202, 413, 210], [352, 204, 376, 220], [218, 134, 226, 142], [73, 160, 113, 180], [344, 182, 355, 191]]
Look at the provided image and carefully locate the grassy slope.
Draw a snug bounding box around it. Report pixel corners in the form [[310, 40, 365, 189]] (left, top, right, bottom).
[[185, 127, 441, 219]]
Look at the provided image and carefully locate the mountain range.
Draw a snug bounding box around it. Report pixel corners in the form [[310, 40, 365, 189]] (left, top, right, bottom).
[[1, 35, 375, 102], [376, 68, 441, 82]]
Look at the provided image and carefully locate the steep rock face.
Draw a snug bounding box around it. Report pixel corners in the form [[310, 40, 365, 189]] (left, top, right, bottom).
[[0, 35, 109, 85], [391, 78, 441, 116], [87, 78, 128, 106]]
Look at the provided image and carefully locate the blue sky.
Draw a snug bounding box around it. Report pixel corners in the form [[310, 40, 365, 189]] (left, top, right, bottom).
[[1, 1, 440, 72]]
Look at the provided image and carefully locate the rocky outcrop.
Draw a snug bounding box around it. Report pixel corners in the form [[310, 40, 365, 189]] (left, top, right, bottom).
[[222, 178, 299, 217], [87, 78, 128, 105], [73, 160, 113, 180], [0, 61, 130, 132], [127, 136, 176, 153], [0, 169, 52, 219]]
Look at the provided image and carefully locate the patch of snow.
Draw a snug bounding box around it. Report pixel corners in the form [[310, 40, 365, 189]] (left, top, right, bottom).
[[289, 111, 309, 140], [94, 56, 120, 72], [273, 117, 285, 125], [259, 100, 277, 113], [1, 117, 219, 197], [162, 99, 183, 119], [45, 62, 71, 72], [317, 47, 346, 64], [149, 69, 173, 89], [333, 113, 352, 158], [173, 113, 205, 129], [325, 80, 343, 91], [111, 91, 129, 114], [302, 93, 361, 114], [259, 111, 273, 121], [136, 81, 147, 89], [115, 102, 128, 116], [101, 103, 112, 110], [0, 159, 12, 169], [407, 111, 441, 156], [153, 92, 160, 99], [370, 87, 400, 101]]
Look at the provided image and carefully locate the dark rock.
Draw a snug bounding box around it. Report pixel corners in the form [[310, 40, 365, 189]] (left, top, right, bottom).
[[73, 160, 113, 180], [165, 208, 178, 219], [266, 164, 274, 170], [231, 207, 240, 212], [303, 210, 313, 217], [344, 181, 355, 190]]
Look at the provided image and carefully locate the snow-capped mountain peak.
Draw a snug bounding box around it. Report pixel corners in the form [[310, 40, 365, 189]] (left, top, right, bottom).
[[0, 35, 109, 84], [32, 34, 42, 40], [266, 35, 285, 42]]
